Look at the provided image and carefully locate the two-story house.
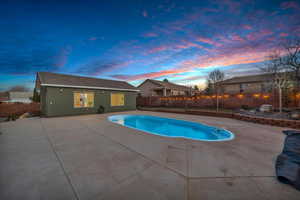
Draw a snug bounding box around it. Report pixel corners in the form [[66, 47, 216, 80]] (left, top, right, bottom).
[[219, 74, 274, 94], [137, 79, 192, 97]]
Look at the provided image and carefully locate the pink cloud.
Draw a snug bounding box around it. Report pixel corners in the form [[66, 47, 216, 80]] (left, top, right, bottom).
[[231, 34, 244, 42], [78, 60, 132, 76], [246, 29, 273, 40], [196, 37, 218, 46], [88, 37, 97, 41], [280, 32, 289, 37], [148, 46, 169, 54], [260, 29, 273, 36], [112, 48, 274, 81], [55, 46, 72, 68], [111, 36, 283, 82], [147, 40, 205, 55], [221, 0, 241, 14], [112, 68, 190, 81], [266, 37, 276, 41], [143, 32, 158, 38], [175, 41, 204, 50], [281, 1, 300, 10], [183, 49, 275, 71], [216, 36, 231, 44], [243, 25, 252, 30], [142, 10, 148, 17]]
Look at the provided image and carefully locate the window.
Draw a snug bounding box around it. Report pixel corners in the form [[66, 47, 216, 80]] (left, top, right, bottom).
[[239, 84, 245, 93], [74, 92, 94, 108], [111, 93, 124, 106]]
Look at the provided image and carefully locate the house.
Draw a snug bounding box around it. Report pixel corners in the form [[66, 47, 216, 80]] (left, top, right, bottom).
[[0, 92, 9, 103], [7, 92, 33, 103], [219, 73, 274, 94], [35, 72, 139, 117], [137, 79, 192, 97]]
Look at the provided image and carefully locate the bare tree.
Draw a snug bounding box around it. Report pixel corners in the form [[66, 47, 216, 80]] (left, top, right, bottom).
[[284, 39, 300, 90], [260, 50, 291, 113], [208, 69, 225, 112]]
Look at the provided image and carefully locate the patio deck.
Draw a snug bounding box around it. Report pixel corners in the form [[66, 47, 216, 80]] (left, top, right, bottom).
[[0, 111, 299, 199]]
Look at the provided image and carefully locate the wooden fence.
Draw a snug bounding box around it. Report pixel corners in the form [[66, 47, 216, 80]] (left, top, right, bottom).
[[137, 92, 300, 109]]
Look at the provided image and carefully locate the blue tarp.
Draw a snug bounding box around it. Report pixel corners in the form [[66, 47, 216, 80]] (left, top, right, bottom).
[[276, 130, 300, 191]]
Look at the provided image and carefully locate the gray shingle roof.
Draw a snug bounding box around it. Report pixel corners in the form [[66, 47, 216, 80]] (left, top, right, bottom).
[[38, 72, 138, 91], [220, 73, 273, 85], [141, 79, 191, 91]]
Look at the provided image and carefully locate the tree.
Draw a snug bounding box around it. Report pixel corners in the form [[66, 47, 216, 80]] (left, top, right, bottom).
[[284, 39, 300, 90], [193, 85, 199, 91], [8, 85, 29, 92], [207, 69, 225, 112], [204, 80, 214, 95], [260, 50, 291, 113], [32, 88, 40, 102], [163, 78, 169, 82]]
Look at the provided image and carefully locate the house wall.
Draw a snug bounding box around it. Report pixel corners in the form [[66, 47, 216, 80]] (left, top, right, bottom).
[[40, 87, 47, 115], [138, 81, 189, 97], [223, 82, 270, 94], [41, 86, 137, 117], [171, 90, 186, 96], [138, 81, 160, 96]]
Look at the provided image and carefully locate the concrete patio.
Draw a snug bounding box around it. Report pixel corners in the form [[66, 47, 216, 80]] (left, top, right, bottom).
[[0, 111, 299, 200]]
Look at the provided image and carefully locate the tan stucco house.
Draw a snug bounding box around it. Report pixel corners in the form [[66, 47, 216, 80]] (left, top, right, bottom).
[[137, 79, 192, 97], [220, 74, 274, 94]]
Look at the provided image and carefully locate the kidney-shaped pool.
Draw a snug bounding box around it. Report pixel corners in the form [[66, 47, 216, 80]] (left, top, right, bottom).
[[108, 115, 234, 141]]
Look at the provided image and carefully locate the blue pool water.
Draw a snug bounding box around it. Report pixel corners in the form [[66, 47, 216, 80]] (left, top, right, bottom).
[[108, 115, 234, 141]]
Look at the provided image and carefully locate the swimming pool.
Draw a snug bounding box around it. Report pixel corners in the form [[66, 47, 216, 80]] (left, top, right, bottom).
[[108, 115, 234, 141]]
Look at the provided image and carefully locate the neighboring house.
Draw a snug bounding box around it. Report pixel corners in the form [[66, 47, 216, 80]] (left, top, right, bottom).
[[0, 92, 9, 103], [219, 74, 274, 94], [35, 72, 139, 117], [7, 92, 33, 103], [137, 79, 192, 96]]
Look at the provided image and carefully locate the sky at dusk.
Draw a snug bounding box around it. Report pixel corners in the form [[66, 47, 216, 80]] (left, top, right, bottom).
[[1, 0, 300, 91]]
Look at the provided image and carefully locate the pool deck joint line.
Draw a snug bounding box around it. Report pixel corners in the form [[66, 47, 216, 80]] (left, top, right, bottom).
[[39, 118, 81, 200]]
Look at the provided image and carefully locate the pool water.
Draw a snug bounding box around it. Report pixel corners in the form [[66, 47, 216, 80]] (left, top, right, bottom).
[[108, 115, 234, 141]]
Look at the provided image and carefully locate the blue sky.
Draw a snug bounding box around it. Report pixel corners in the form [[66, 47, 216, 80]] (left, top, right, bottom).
[[0, 0, 300, 91]]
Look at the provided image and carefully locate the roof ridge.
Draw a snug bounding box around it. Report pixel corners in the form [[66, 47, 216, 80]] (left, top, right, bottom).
[[39, 71, 130, 84], [37, 72, 137, 91], [148, 79, 190, 88], [224, 72, 275, 81]]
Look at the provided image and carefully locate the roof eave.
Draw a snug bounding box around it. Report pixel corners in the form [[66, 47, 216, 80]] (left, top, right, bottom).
[[221, 80, 268, 85], [41, 83, 140, 92]]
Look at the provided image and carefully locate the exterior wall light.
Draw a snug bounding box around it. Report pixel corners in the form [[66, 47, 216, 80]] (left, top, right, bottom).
[[262, 95, 270, 99], [253, 94, 260, 98]]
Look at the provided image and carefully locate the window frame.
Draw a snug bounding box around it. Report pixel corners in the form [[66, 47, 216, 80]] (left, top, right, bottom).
[[110, 93, 125, 107], [73, 92, 94, 108]]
